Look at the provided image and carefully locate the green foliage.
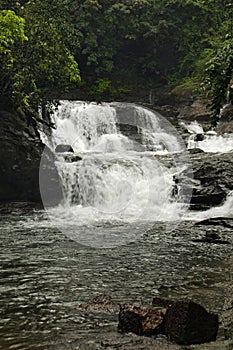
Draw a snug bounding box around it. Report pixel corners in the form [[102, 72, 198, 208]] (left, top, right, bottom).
[[89, 78, 120, 101], [203, 38, 233, 126], [0, 1, 81, 128], [1, 0, 233, 129], [0, 9, 27, 55]]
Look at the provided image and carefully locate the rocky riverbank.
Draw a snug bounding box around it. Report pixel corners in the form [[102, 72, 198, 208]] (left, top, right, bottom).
[[0, 110, 62, 205]]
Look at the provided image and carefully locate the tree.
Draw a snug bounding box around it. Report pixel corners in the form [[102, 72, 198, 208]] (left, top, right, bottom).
[[0, 1, 81, 131], [0, 9, 28, 107]]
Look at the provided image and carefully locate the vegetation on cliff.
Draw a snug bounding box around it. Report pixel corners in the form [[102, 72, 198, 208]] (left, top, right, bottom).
[[0, 0, 232, 125]]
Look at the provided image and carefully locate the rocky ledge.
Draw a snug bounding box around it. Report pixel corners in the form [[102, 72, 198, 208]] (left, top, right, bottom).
[[0, 110, 62, 205], [190, 152, 233, 210]]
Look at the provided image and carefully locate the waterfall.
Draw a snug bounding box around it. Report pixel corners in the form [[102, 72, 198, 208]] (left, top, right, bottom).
[[40, 101, 192, 247]]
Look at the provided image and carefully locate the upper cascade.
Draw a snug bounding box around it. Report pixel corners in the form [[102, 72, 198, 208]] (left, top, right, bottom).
[[44, 100, 184, 154]]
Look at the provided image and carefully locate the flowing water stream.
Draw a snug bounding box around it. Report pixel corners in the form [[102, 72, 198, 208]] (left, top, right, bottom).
[[0, 101, 232, 349]]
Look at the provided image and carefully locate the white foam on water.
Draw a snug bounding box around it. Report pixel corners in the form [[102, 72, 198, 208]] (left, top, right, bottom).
[[40, 101, 192, 247], [183, 121, 233, 153]]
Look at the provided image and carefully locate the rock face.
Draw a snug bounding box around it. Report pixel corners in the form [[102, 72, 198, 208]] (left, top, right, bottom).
[[190, 152, 233, 210], [55, 144, 74, 153], [0, 110, 62, 205], [164, 300, 218, 345]]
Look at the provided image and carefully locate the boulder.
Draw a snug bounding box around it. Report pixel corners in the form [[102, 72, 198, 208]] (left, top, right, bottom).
[[118, 304, 165, 336], [188, 148, 205, 154], [164, 300, 219, 345], [194, 133, 205, 142], [55, 144, 74, 153], [190, 153, 233, 210]]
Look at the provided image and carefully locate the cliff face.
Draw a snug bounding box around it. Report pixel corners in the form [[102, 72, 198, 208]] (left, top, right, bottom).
[[0, 110, 62, 204]]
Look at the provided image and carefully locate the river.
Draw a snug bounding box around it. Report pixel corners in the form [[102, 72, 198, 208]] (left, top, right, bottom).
[[0, 101, 232, 349]]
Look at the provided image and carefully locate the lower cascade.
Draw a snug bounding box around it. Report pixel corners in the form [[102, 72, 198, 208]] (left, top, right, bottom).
[[39, 101, 191, 246]]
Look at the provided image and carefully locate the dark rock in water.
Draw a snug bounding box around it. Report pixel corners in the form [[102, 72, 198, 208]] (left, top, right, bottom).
[[164, 300, 218, 345], [79, 294, 119, 313], [55, 144, 74, 153], [192, 237, 231, 244], [190, 153, 233, 210], [194, 217, 233, 228], [192, 231, 231, 245], [205, 232, 220, 240], [118, 304, 165, 336], [194, 133, 205, 142], [63, 154, 82, 162], [188, 148, 205, 154]]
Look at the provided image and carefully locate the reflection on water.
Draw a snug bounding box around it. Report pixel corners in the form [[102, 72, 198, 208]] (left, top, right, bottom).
[[0, 210, 232, 349]]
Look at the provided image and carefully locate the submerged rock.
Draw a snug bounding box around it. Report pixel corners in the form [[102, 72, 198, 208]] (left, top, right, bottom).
[[192, 235, 231, 245], [79, 294, 119, 313]]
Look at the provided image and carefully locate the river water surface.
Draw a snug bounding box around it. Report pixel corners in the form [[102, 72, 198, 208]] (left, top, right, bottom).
[[0, 209, 232, 349]]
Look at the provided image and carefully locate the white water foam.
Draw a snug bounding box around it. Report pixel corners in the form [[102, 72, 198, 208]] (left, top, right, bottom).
[[184, 121, 233, 153], [40, 101, 192, 247]]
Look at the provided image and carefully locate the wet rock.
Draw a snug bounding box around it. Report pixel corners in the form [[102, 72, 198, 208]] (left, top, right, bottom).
[[188, 148, 205, 154], [79, 294, 119, 313], [0, 110, 62, 203], [164, 300, 218, 345], [194, 217, 233, 228], [194, 133, 205, 142], [190, 153, 233, 210], [118, 304, 165, 336], [63, 154, 82, 162], [39, 146, 63, 206], [55, 144, 74, 153]]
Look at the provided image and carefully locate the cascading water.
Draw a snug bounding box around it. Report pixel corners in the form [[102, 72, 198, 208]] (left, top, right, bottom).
[[40, 101, 192, 247], [185, 121, 233, 152]]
